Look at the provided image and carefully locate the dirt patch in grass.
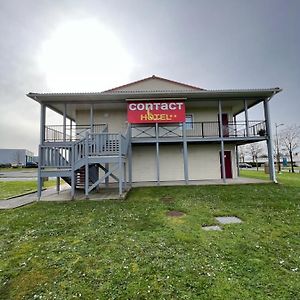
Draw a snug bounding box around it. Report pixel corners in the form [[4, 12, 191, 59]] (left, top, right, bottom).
[[160, 196, 175, 204], [166, 210, 185, 217]]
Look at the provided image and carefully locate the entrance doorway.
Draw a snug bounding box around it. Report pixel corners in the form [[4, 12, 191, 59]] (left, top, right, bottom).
[[220, 151, 232, 178]]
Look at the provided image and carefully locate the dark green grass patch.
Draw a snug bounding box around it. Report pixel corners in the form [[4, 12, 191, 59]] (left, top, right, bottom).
[[0, 180, 299, 299]]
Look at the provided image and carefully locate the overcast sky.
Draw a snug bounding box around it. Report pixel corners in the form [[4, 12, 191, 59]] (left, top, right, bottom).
[[0, 0, 299, 154]]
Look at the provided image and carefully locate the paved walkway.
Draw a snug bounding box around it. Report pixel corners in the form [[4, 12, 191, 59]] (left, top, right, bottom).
[[132, 177, 270, 187], [0, 177, 269, 210], [0, 197, 35, 209], [0, 184, 127, 209]]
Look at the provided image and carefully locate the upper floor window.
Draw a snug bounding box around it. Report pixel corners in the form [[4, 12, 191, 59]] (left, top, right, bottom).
[[185, 115, 193, 130]]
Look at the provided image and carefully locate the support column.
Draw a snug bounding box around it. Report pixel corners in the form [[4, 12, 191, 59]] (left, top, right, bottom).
[[71, 171, 75, 200], [85, 132, 89, 199], [37, 146, 43, 200], [124, 162, 127, 191], [40, 104, 46, 143], [56, 177, 60, 194], [38, 103, 46, 200], [219, 100, 226, 183], [236, 145, 240, 177], [63, 103, 67, 141], [264, 99, 276, 182], [71, 144, 75, 200], [155, 123, 160, 185], [182, 122, 189, 184], [128, 125, 133, 186], [118, 134, 123, 196], [105, 163, 109, 187], [244, 99, 249, 137], [90, 104, 94, 132]]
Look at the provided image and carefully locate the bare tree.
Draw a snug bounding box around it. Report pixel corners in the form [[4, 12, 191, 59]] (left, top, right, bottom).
[[279, 125, 300, 173], [238, 145, 247, 163], [247, 142, 264, 171]]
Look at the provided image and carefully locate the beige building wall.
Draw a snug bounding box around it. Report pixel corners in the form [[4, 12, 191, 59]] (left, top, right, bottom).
[[159, 144, 184, 181], [132, 145, 156, 182], [188, 144, 237, 180], [185, 107, 233, 122], [76, 109, 127, 133], [132, 144, 184, 182], [131, 143, 237, 182]]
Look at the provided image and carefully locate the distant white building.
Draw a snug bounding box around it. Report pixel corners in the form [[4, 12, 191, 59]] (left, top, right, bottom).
[[0, 149, 34, 166]]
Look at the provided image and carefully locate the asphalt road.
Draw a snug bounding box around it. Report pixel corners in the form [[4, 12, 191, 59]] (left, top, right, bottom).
[[0, 169, 38, 181]]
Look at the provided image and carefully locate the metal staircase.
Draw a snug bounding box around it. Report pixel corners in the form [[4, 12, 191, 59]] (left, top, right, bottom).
[[37, 126, 131, 199]]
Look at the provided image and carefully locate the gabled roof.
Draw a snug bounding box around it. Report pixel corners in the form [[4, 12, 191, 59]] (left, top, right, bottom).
[[103, 75, 205, 92]]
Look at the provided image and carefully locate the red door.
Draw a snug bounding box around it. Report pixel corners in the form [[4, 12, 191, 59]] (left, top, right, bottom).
[[220, 151, 232, 179]]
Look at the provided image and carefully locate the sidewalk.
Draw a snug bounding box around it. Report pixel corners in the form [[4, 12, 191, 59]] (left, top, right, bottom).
[[0, 184, 70, 209], [0, 184, 127, 209]]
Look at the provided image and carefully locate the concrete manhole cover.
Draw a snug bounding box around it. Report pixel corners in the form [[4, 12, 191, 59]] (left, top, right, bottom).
[[215, 216, 242, 224], [166, 210, 185, 217], [202, 225, 222, 231]]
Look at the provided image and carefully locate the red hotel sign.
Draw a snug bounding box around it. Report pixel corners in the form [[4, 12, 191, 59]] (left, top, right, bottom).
[[127, 101, 185, 123]]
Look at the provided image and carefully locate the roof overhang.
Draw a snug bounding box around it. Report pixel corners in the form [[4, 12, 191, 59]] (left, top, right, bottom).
[[27, 88, 282, 120]]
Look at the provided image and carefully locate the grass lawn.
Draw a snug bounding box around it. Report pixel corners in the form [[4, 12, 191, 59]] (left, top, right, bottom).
[[0, 177, 299, 299], [240, 169, 300, 187], [0, 181, 56, 200], [0, 167, 23, 172]]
